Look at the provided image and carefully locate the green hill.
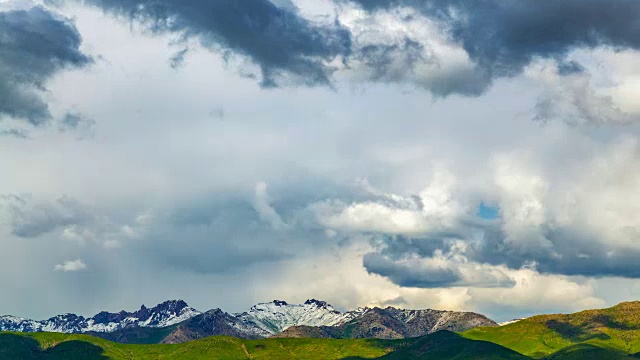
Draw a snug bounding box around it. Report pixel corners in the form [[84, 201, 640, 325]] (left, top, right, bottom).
[[377, 331, 528, 360], [0, 330, 528, 360], [545, 344, 630, 360], [463, 301, 640, 358]]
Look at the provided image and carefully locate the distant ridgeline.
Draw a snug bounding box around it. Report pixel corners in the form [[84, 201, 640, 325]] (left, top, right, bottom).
[[3, 301, 640, 359], [0, 299, 495, 344]]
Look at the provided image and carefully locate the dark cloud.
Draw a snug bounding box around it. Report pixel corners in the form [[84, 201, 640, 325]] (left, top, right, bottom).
[[350, 37, 488, 97], [84, 0, 351, 87], [365, 219, 640, 288], [2, 195, 93, 238], [363, 252, 461, 288], [0, 6, 91, 125], [347, 0, 640, 94], [467, 224, 640, 278], [76, 0, 640, 97]]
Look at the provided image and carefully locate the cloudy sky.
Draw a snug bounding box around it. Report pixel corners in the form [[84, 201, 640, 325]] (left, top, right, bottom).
[[2, 0, 640, 322]]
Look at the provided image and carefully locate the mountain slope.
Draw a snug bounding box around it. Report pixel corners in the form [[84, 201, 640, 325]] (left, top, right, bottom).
[[545, 344, 630, 360], [463, 301, 640, 358], [275, 306, 497, 339], [1, 299, 496, 344], [0, 300, 200, 334], [158, 300, 364, 343], [378, 331, 528, 360], [234, 299, 362, 336], [0, 330, 528, 360]]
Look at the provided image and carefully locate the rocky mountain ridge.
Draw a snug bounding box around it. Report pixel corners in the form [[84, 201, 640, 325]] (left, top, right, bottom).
[[0, 300, 200, 334], [0, 299, 497, 344], [274, 306, 498, 339]]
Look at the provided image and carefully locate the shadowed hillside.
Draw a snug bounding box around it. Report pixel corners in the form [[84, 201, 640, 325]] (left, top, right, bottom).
[[463, 301, 640, 358]]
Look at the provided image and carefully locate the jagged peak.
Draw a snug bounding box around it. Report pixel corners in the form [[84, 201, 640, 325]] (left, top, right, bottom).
[[304, 299, 331, 308], [154, 299, 189, 309], [205, 308, 225, 315]]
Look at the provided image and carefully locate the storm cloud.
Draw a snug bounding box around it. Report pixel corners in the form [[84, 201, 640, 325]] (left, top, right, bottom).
[[0, 6, 91, 127], [69, 0, 640, 102], [82, 0, 351, 87]]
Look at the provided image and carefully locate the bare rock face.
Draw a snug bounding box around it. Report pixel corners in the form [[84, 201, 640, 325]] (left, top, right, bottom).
[[161, 309, 263, 344], [274, 306, 497, 340]]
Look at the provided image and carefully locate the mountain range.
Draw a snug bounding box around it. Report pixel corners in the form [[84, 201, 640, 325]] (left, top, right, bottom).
[[3, 301, 640, 359], [0, 300, 199, 334], [0, 299, 496, 344]]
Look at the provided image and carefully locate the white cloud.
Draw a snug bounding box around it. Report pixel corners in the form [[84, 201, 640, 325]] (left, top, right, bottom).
[[526, 49, 640, 125], [334, 4, 487, 96], [54, 259, 87, 272], [311, 168, 467, 234], [253, 182, 288, 230], [469, 268, 605, 316]]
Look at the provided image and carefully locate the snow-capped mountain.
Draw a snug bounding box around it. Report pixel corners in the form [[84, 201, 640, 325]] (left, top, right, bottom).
[[159, 300, 497, 343], [0, 300, 200, 334], [0, 299, 497, 344], [160, 299, 366, 343], [233, 299, 363, 337], [275, 306, 498, 339]]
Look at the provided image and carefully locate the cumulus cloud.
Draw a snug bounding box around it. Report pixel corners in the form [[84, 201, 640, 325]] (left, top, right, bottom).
[[525, 51, 640, 125], [363, 251, 515, 288], [349, 0, 640, 75], [258, 240, 603, 320], [339, 0, 640, 108], [311, 170, 466, 235], [336, 4, 488, 96], [0, 6, 91, 126], [64, 0, 640, 112], [310, 137, 640, 287], [469, 268, 605, 319], [54, 259, 87, 272]]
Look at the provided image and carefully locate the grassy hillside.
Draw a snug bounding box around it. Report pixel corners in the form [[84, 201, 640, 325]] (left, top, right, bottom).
[[545, 344, 630, 360], [0, 332, 386, 360], [463, 301, 640, 358], [376, 331, 527, 360], [0, 330, 528, 360]]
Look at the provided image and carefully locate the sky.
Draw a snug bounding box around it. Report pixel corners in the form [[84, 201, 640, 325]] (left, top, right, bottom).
[[1, 0, 640, 322]]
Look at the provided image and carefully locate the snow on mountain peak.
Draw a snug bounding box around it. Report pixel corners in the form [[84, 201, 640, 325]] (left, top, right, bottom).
[[304, 299, 332, 309], [0, 300, 201, 334], [236, 299, 358, 336]]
